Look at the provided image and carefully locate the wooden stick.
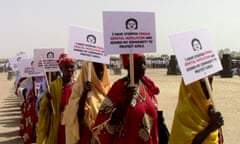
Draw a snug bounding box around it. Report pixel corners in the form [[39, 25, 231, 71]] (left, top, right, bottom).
[[203, 77, 215, 110], [41, 57, 55, 115], [129, 54, 135, 86], [203, 77, 223, 144], [48, 72, 52, 84], [33, 77, 37, 97], [88, 62, 92, 82]]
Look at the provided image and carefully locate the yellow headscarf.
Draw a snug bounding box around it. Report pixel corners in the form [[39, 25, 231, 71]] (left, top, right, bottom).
[[168, 79, 219, 144], [63, 61, 110, 144]]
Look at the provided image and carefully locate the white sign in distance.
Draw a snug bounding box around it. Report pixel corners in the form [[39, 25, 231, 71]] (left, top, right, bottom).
[[18, 58, 44, 78], [34, 48, 64, 72], [8, 53, 28, 72], [69, 26, 110, 64]]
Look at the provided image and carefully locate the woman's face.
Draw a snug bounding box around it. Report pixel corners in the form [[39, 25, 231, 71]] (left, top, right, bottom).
[[127, 20, 137, 30], [193, 40, 201, 51], [47, 53, 54, 58], [93, 62, 104, 80], [134, 56, 146, 80], [87, 36, 96, 44], [61, 64, 75, 79]]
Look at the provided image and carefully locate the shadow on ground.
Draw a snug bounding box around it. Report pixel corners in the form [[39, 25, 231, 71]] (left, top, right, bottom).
[[0, 87, 23, 144]]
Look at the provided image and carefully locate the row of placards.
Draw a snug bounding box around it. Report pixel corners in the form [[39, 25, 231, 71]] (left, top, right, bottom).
[[9, 11, 222, 85], [9, 48, 64, 77]]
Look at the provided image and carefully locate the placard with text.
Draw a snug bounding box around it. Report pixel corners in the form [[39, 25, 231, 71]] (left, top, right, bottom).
[[18, 58, 44, 77], [8, 53, 28, 72], [69, 26, 109, 64], [169, 29, 222, 85], [103, 11, 156, 54], [34, 48, 64, 72]]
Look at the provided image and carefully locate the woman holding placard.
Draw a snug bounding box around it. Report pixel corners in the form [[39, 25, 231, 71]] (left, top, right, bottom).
[[93, 53, 160, 144], [63, 61, 110, 144], [37, 53, 76, 144], [168, 77, 224, 144]]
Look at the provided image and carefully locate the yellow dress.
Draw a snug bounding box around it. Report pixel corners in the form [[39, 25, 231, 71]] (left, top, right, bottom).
[[168, 79, 219, 144], [37, 77, 63, 144]]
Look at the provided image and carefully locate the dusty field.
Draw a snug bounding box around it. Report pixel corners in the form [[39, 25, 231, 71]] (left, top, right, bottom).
[[0, 73, 23, 144], [110, 68, 240, 144], [0, 68, 239, 143]]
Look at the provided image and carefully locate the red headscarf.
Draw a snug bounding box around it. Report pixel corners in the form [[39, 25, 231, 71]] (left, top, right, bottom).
[[120, 53, 144, 68], [57, 53, 75, 67]]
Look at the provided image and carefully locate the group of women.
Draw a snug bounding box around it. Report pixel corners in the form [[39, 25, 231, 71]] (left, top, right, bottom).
[[15, 52, 224, 144], [15, 76, 38, 144]]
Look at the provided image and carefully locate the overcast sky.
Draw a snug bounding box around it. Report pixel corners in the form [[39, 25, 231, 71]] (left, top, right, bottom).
[[1, 0, 240, 58]]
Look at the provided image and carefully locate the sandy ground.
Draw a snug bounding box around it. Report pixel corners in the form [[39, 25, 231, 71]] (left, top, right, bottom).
[[0, 72, 23, 144], [0, 68, 239, 144]]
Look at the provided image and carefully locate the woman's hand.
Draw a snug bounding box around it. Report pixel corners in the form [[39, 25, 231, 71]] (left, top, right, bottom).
[[109, 85, 138, 125], [84, 81, 92, 92], [124, 86, 138, 107], [192, 105, 224, 144], [207, 105, 224, 132]]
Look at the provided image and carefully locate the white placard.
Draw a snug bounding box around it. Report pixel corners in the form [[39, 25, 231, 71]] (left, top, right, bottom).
[[34, 48, 64, 72], [69, 26, 110, 64], [169, 29, 222, 85], [8, 53, 28, 72], [18, 58, 44, 77], [103, 11, 156, 54], [8, 57, 19, 72], [16, 53, 28, 62]]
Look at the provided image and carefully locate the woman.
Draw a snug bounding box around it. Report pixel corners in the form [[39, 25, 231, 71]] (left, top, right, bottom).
[[93, 53, 160, 144], [16, 76, 36, 144], [37, 53, 76, 144], [63, 61, 110, 144], [168, 77, 224, 144], [36, 72, 60, 117]]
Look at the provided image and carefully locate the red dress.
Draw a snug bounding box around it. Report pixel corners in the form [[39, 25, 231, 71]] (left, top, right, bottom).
[[21, 90, 37, 144], [79, 125, 93, 144], [94, 76, 159, 144]]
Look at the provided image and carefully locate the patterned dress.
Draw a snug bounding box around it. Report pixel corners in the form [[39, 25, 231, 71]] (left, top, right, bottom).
[[93, 76, 159, 144]]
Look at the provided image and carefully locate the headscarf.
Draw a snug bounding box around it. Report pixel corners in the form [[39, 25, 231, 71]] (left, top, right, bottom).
[[62, 61, 110, 143], [57, 53, 75, 67], [168, 79, 219, 144], [120, 53, 144, 68]]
